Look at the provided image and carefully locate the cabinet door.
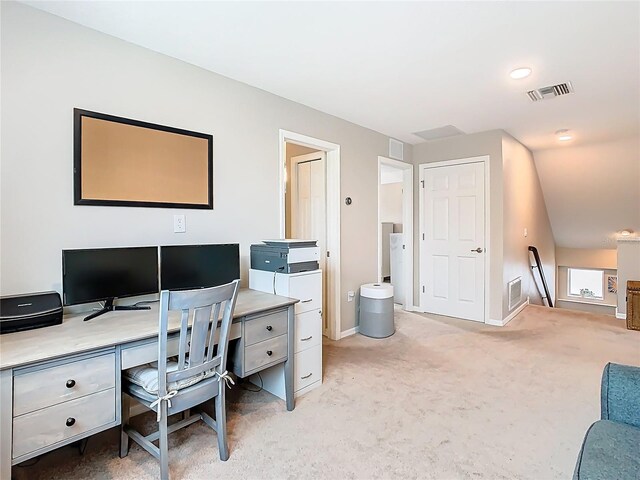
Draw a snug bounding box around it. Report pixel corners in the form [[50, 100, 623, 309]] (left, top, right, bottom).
[[287, 272, 322, 314], [294, 345, 322, 391], [295, 309, 322, 353]]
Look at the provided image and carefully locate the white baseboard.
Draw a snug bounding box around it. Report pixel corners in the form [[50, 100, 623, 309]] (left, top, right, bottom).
[[615, 308, 626, 320], [486, 297, 529, 327], [340, 326, 360, 338], [403, 305, 421, 312]]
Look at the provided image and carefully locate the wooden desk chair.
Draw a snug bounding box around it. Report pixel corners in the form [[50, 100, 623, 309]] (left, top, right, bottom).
[[120, 280, 240, 480]]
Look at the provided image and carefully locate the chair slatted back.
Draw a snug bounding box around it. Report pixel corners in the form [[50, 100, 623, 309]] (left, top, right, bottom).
[[157, 280, 240, 396]]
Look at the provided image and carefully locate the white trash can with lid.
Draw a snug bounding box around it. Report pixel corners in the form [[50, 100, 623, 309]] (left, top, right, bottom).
[[359, 283, 394, 338]]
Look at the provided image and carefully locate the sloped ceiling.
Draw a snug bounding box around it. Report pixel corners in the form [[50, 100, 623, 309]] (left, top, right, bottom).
[[534, 137, 640, 249]]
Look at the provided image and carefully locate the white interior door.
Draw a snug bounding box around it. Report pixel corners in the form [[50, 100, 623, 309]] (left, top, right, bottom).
[[421, 161, 485, 322], [290, 152, 328, 333]]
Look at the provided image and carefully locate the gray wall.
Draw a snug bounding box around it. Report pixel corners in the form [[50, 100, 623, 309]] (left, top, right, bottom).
[[0, 2, 412, 333], [501, 132, 556, 317], [617, 239, 640, 316], [412, 130, 504, 321], [412, 130, 555, 322]]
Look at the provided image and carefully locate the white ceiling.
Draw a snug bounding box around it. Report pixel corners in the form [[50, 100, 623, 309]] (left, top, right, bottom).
[[23, 1, 640, 151]]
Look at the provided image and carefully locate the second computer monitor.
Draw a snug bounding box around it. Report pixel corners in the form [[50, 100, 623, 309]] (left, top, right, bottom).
[[160, 244, 240, 291]]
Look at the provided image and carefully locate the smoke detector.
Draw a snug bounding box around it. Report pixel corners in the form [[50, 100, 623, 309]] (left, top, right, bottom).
[[527, 81, 574, 102]]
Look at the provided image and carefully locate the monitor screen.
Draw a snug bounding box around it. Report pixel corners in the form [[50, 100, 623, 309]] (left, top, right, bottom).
[[160, 244, 240, 291], [62, 247, 159, 306]]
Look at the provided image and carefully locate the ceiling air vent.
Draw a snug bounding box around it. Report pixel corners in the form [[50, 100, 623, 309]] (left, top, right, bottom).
[[526, 81, 574, 102]]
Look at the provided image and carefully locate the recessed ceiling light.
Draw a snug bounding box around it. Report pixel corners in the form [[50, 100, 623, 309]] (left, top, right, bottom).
[[510, 67, 532, 80], [555, 129, 572, 141]]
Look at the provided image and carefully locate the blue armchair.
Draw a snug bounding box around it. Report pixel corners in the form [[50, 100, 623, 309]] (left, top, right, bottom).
[[573, 363, 640, 479]]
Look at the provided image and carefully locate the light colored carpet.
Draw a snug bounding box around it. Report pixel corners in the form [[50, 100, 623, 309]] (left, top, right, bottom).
[[14, 305, 640, 480]]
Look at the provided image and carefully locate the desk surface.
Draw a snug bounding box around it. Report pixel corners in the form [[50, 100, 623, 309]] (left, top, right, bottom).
[[0, 289, 297, 370]]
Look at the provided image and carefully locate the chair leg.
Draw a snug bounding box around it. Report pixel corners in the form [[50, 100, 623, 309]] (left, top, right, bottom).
[[215, 386, 229, 461], [159, 402, 169, 480], [120, 393, 130, 458]]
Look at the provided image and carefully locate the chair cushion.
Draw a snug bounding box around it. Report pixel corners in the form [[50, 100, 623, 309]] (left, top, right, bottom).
[[124, 358, 214, 395], [573, 420, 640, 480]]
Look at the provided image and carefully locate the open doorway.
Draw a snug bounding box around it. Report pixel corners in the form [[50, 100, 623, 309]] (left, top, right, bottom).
[[279, 130, 341, 340], [378, 157, 414, 310]]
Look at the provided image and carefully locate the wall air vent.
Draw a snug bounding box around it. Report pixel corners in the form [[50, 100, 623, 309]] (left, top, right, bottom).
[[508, 277, 523, 311], [526, 82, 574, 102], [389, 138, 404, 161]]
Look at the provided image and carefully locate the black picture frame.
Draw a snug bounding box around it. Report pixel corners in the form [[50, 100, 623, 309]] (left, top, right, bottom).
[[73, 108, 214, 209]]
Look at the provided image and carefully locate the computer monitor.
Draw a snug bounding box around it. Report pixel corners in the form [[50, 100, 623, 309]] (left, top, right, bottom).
[[62, 246, 159, 321], [160, 244, 240, 291]]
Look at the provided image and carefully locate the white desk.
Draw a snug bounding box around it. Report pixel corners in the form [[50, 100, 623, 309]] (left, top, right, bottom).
[[0, 288, 297, 479]]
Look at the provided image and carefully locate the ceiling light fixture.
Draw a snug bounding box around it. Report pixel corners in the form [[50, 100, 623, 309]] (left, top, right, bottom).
[[555, 129, 572, 141], [620, 230, 632, 237], [510, 67, 532, 80]]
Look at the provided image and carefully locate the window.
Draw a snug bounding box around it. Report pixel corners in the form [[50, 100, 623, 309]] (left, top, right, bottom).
[[568, 268, 604, 299]]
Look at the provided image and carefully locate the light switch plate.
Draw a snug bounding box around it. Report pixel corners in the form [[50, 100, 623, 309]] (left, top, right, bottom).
[[174, 214, 186, 233], [347, 291, 355, 302]]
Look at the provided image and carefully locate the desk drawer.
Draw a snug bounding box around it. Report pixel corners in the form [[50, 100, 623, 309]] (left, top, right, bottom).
[[121, 334, 180, 370], [244, 310, 288, 346], [294, 345, 322, 392], [120, 323, 242, 370], [295, 309, 322, 353], [13, 388, 116, 459], [244, 334, 287, 373], [14, 353, 115, 416]]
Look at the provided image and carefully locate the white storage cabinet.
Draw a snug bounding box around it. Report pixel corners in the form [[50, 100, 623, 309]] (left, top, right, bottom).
[[249, 269, 322, 398]]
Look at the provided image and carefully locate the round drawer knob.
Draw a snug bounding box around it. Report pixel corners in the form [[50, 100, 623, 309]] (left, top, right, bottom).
[[66, 417, 76, 427], [266, 350, 273, 356], [66, 379, 76, 388], [266, 325, 273, 331]]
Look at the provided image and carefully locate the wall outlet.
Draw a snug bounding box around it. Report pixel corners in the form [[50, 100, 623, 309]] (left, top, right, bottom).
[[347, 291, 355, 302], [173, 214, 186, 233]]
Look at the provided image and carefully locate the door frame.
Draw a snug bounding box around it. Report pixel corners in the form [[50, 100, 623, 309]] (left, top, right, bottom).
[[279, 129, 341, 340], [377, 156, 414, 310], [419, 155, 491, 323]]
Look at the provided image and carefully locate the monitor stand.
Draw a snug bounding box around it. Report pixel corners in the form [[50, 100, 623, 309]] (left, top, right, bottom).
[[83, 297, 151, 321]]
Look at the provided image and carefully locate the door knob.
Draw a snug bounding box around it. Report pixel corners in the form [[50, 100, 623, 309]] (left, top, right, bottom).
[[471, 248, 484, 253]]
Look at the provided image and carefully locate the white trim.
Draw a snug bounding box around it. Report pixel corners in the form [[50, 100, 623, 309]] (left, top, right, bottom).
[[418, 155, 491, 323], [340, 326, 360, 339], [615, 308, 626, 320], [279, 130, 341, 341], [557, 297, 616, 308], [486, 297, 529, 326], [377, 156, 414, 312], [404, 305, 421, 312]]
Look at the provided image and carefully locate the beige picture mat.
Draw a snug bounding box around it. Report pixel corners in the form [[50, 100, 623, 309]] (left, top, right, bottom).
[[81, 117, 210, 205]]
